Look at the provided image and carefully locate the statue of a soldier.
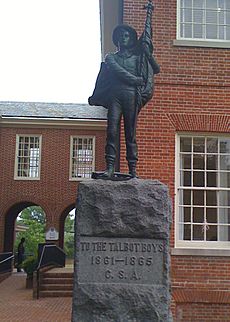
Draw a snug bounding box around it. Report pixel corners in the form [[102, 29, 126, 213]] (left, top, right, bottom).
[[89, 0, 160, 179]]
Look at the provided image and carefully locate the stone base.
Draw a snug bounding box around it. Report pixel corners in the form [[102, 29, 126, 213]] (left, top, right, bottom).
[[72, 179, 172, 322]]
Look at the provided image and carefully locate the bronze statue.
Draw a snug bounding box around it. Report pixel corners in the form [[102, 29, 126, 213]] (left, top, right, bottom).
[[89, 0, 160, 179]]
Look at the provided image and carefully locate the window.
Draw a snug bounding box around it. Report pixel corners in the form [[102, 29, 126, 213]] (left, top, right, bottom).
[[176, 135, 230, 248], [15, 135, 41, 179], [70, 136, 95, 180], [178, 0, 230, 41]]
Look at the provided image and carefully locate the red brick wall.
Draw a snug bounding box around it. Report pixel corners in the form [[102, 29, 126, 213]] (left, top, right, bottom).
[[123, 0, 230, 320], [0, 125, 106, 252]]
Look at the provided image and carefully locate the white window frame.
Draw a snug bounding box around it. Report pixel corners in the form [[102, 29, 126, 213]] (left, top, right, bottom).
[[175, 133, 230, 249], [69, 136, 95, 181], [176, 0, 230, 46], [14, 134, 42, 180]]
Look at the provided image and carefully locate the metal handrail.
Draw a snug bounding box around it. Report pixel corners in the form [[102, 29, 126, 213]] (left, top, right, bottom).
[[0, 253, 14, 274], [0, 255, 14, 265], [37, 244, 65, 270], [36, 244, 66, 299]]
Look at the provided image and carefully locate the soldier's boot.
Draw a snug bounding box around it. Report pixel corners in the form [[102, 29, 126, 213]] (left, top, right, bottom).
[[101, 158, 115, 179], [128, 162, 138, 178]]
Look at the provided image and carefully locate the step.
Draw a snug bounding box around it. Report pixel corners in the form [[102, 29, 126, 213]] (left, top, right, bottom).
[[40, 284, 73, 291], [41, 277, 73, 284], [39, 290, 73, 298], [43, 272, 73, 278]]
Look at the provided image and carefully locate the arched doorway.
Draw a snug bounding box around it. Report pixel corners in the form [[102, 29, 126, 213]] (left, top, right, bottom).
[[15, 206, 46, 257], [4, 202, 46, 255]]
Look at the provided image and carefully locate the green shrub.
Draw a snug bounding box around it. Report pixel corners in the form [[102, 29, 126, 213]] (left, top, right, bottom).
[[22, 256, 38, 277]]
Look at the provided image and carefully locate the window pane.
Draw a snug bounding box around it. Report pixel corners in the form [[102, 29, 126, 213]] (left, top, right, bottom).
[[206, 190, 217, 206], [181, 0, 192, 8], [193, 225, 204, 240], [207, 172, 217, 187], [220, 139, 230, 153], [219, 191, 230, 206], [219, 209, 230, 223], [193, 137, 205, 152], [180, 171, 192, 186], [194, 0, 205, 9], [220, 156, 230, 170], [184, 224, 192, 240], [227, 11, 230, 24], [206, 24, 218, 39], [180, 190, 191, 205], [218, 0, 225, 10], [227, 26, 230, 40], [206, 0, 217, 9], [181, 23, 193, 38], [180, 154, 191, 169], [206, 10, 218, 23], [194, 154, 205, 169], [207, 138, 218, 153], [179, 207, 191, 222], [207, 155, 218, 170], [207, 225, 217, 241], [193, 207, 204, 223], [193, 24, 203, 38], [218, 25, 224, 39], [193, 190, 204, 205], [219, 226, 230, 241], [193, 171, 205, 186], [182, 8, 192, 22], [220, 172, 230, 188], [207, 208, 217, 223], [180, 137, 192, 152], [227, 0, 230, 10]]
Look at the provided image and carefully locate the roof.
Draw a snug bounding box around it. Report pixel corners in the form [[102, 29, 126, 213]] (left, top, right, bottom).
[[0, 101, 107, 120]]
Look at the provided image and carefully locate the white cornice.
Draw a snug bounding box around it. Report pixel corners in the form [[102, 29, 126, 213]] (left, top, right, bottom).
[[0, 116, 107, 130]]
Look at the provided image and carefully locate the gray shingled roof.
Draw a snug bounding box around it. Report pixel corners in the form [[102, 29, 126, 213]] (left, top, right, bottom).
[[0, 101, 107, 120]]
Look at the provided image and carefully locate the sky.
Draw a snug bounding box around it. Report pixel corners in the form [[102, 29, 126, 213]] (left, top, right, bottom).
[[0, 0, 101, 104]]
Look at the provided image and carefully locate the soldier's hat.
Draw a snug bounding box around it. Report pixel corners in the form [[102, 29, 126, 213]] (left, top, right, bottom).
[[112, 24, 138, 47]]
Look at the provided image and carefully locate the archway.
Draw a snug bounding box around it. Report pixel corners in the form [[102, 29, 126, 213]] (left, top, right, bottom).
[[63, 209, 75, 262], [4, 202, 46, 255]]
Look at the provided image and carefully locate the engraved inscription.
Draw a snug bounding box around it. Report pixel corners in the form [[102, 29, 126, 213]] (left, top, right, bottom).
[[78, 237, 165, 285]]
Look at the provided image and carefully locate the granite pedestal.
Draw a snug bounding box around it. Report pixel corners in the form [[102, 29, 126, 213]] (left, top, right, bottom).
[[72, 179, 171, 322]]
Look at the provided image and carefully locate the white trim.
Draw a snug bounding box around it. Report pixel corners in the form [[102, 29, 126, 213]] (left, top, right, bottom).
[[14, 134, 42, 180], [173, 39, 230, 48], [0, 116, 107, 130], [175, 134, 180, 250], [176, 0, 230, 43], [175, 132, 230, 249], [69, 135, 96, 181], [171, 248, 230, 256]]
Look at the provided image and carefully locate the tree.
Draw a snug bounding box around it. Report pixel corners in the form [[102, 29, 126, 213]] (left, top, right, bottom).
[[15, 206, 46, 256], [64, 212, 75, 258]]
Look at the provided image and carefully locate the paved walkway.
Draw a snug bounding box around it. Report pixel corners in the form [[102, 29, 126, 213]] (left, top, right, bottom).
[[0, 272, 72, 322]]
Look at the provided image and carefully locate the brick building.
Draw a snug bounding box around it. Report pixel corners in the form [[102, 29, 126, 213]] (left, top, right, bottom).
[[0, 0, 230, 320], [0, 102, 107, 252], [101, 0, 230, 320]]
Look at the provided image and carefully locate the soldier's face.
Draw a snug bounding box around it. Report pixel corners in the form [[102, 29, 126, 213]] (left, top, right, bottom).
[[118, 30, 133, 49]]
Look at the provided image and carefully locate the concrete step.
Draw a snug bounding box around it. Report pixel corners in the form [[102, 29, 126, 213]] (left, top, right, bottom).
[[39, 290, 73, 298], [43, 272, 73, 278], [41, 277, 73, 284], [41, 284, 73, 291]]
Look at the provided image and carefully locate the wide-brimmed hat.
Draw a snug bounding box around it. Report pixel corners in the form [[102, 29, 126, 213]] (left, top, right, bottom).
[[112, 24, 138, 47]]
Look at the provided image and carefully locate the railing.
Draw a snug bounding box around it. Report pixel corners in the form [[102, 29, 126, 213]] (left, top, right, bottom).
[[0, 252, 14, 274], [35, 244, 66, 299]]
